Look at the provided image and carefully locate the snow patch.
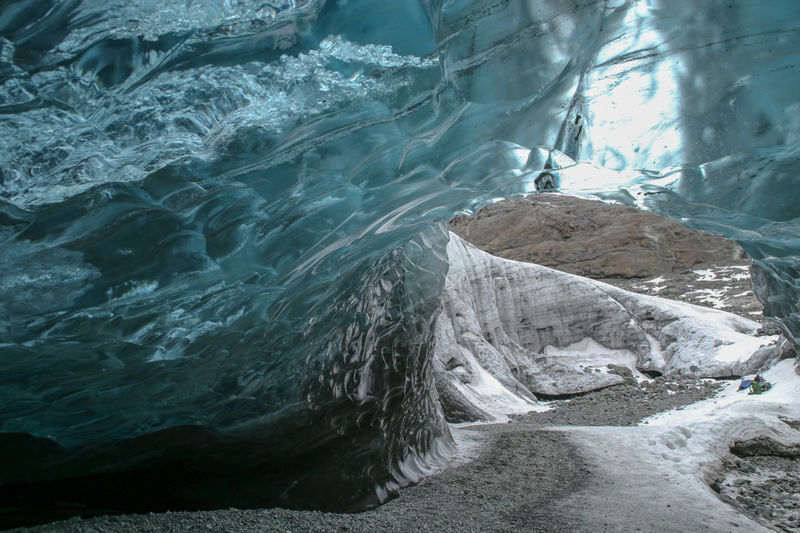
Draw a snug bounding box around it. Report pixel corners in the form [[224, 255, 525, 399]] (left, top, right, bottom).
[[451, 361, 542, 422], [644, 359, 800, 427], [692, 266, 750, 283], [542, 338, 639, 372], [684, 287, 730, 309]]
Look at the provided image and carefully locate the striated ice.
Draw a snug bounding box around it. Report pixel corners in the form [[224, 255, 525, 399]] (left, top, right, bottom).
[[433, 234, 782, 421]]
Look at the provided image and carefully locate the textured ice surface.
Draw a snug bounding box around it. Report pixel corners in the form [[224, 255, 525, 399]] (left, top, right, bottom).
[[0, 0, 799, 523], [433, 234, 781, 422]]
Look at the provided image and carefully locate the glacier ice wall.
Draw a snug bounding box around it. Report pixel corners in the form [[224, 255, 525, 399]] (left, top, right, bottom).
[[0, 0, 799, 522], [435, 233, 781, 423]]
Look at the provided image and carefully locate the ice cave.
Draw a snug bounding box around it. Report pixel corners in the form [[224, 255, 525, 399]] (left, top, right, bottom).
[[0, 0, 799, 528]]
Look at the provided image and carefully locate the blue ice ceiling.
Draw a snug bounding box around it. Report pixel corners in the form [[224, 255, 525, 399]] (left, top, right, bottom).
[[0, 0, 798, 520]]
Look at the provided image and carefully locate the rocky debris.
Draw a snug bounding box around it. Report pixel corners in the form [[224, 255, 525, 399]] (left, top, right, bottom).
[[732, 436, 800, 458], [432, 233, 781, 423], [13, 429, 592, 533], [516, 379, 723, 427], [712, 447, 800, 532], [449, 193, 749, 279]]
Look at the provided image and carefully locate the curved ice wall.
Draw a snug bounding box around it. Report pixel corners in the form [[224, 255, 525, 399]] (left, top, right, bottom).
[[0, 0, 798, 522]]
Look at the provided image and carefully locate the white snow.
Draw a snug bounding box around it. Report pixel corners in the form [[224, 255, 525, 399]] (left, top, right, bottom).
[[692, 266, 750, 283], [629, 290, 778, 368], [450, 359, 544, 422], [692, 268, 719, 281], [633, 276, 668, 293], [644, 359, 800, 427], [536, 359, 800, 532], [542, 338, 639, 372], [684, 287, 730, 309]]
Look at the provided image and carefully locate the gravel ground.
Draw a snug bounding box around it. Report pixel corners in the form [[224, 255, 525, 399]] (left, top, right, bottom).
[[12, 378, 724, 533], [515, 378, 723, 427], [11, 429, 589, 533]]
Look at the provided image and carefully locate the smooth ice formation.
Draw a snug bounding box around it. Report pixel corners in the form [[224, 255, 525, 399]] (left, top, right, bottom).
[[434, 234, 781, 422], [0, 0, 799, 525]]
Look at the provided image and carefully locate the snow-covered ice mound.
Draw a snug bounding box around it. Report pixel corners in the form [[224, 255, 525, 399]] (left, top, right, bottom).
[[433, 234, 782, 422]]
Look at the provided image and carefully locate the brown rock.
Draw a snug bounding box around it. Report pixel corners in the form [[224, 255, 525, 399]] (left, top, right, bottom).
[[449, 193, 748, 279]]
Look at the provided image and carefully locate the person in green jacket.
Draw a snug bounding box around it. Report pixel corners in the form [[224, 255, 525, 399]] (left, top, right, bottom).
[[748, 374, 771, 395]]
